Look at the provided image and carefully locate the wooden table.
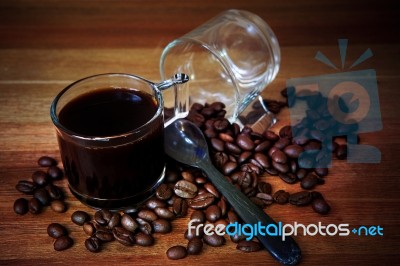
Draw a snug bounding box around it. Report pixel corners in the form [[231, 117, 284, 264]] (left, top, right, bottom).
[[0, 0, 399, 265]]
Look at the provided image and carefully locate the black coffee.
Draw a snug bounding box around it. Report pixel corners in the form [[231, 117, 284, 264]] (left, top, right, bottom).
[[57, 88, 165, 209]]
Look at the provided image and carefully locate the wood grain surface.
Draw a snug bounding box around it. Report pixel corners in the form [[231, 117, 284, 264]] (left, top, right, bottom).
[[0, 0, 399, 265]]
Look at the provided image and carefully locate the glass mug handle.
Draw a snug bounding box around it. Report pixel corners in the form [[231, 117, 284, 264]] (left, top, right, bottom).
[[152, 73, 190, 127]]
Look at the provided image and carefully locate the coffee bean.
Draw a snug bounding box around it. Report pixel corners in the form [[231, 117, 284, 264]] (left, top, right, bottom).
[[265, 167, 279, 176], [188, 192, 215, 209], [301, 173, 320, 190], [213, 152, 229, 169], [47, 223, 67, 239], [50, 200, 66, 213], [95, 229, 114, 242], [31, 170, 49, 186], [136, 218, 153, 235], [254, 152, 270, 169], [204, 183, 220, 198], [174, 180, 198, 199], [250, 197, 265, 208], [94, 209, 112, 226], [167, 245, 187, 260], [38, 156, 57, 167], [264, 130, 279, 141], [85, 237, 101, 252], [112, 226, 135, 246], [47, 166, 63, 179], [152, 219, 172, 233], [154, 207, 175, 220], [225, 142, 242, 154], [145, 197, 166, 210], [256, 193, 273, 205], [312, 198, 331, 214], [190, 210, 206, 223], [181, 171, 195, 182], [274, 137, 291, 149], [219, 132, 234, 143], [284, 145, 304, 158], [71, 210, 90, 226], [238, 151, 252, 164], [218, 197, 228, 216], [33, 188, 50, 206], [257, 182, 272, 194], [298, 155, 315, 169], [28, 198, 42, 214], [230, 233, 247, 243], [13, 198, 28, 215], [255, 140, 272, 152], [315, 167, 328, 177], [227, 210, 239, 224], [16, 180, 37, 194], [271, 149, 287, 164], [273, 190, 290, 204], [107, 213, 121, 229], [54, 235, 73, 251], [222, 161, 238, 175], [289, 191, 312, 206], [134, 232, 154, 246], [156, 183, 173, 200], [204, 128, 217, 138], [205, 205, 221, 222], [296, 169, 308, 180], [46, 184, 63, 200], [187, 238, 203, 255], [173, 197, 188, 216], [83, 222, 96, 236], [165, 170, 179, 183], [213, 118, 229, 131], [236, 240, 261, 252], [336, 144, 347, 160], [272, 161, 289, 173], [121, 214, 138, 232], [203, 232, 225, 247], [138, 209, 158, 222], [278, 172, 297, 184], [236, 134, 254, 151], [211, 138, 224, 151]]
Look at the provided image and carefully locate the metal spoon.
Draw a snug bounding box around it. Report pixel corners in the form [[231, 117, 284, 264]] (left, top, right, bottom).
[[164, 119, 301, 265]]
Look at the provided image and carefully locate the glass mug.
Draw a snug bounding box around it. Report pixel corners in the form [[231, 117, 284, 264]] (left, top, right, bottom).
[[50, 73, 188, 210], [160, 9, 280, 125]]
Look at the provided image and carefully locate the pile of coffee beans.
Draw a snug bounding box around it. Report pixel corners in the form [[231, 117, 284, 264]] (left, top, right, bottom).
[[13, 156, 66, 216], [47, 223, 73, 251]]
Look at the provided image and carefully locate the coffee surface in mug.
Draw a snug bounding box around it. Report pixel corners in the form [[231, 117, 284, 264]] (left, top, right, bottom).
[[57, 88, 165, 208]]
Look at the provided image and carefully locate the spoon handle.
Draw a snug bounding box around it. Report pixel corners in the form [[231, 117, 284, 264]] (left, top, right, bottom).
[[199, 159, 301, 265]]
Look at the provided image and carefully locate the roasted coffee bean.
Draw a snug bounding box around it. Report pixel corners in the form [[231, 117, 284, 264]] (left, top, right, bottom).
[[121, 214, 138, 232], [250, 197, 265, 208], [188, 192, 215, 209], [315, 167, 328, 177], [222, 161, 238, 175], [219, 132, 234, 143], [190, 210, 206, 223], [152, 219, 172, 233], [47, 223, 67, 239], [255, 140, 272, 152], [230, 233, 247, 243], [254, 152, 270, 169], [311, 191, 324, 200], [113, 226, 135, 246], [94, 209, 112, 226], [28, 198, 42, 214], [165, 170, 179, 183], [238, 151, 252, 164], [16, 180, 37, 194], [156, 183, 173, 200], [211, 138, 224, 151], [264, 130, 279, 141], [204, 183, 220, 198], [274, 137, 291, 149], [85, 237, 101, 252], [167, 245, 187, 260], [145, 197, 166, 210], [243, 187, 256, 197], [195, 177, 208, 185], [187, 237, 203, 255], [213, 152, 229, 168], [292, 135, 309, 146], [107, 213, 121, 229], [71, 210, 90, 226], [279, 172, 297, 184], [33, 188, 50, 206], [312, 198, 331, 214], [265, 167, 279, 176], [218, 197, 228, 216], [95, 229, 114, 242], [83, 222, 96, 236], [136, 218, 153, 235], [13, 198, 29, 215], [213, 118, 229, 131], [174, 180, 198, 199], [236, 240, 261, 252], [138, 209, 158, 222], [54, 235, 73, 251], [236, 134, 254, 151], [272, 161, 289, 173], [46, 184, 63, 200], [257, 182, 272, 194], [205, 205, 221, 222], [134, 232, 154, 246], [289, 191, 312, 206], [31, 170, 49, 186], [154, 207, 175, 220], [336, 144, 348, 160], [236, 171, 253, 188], [204, 128, 217, 138], [256, 193, 273, 205], [284, 145, 304, 158], [271, 149, 287, 164], [301, 173, 320, 190], [225, 142, 242, 154], [298, 155, 315, 169], [38, 156, 57, 167], [181, 171, 195, 182], [227, 210, 239, 224], [47, 166, 63, 179], [203, 232, 225, 247], [296, 169, 308, 180], [173, 197, 188, 216], [50, 200, 66, 213], [273, 190, 290, 204]]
